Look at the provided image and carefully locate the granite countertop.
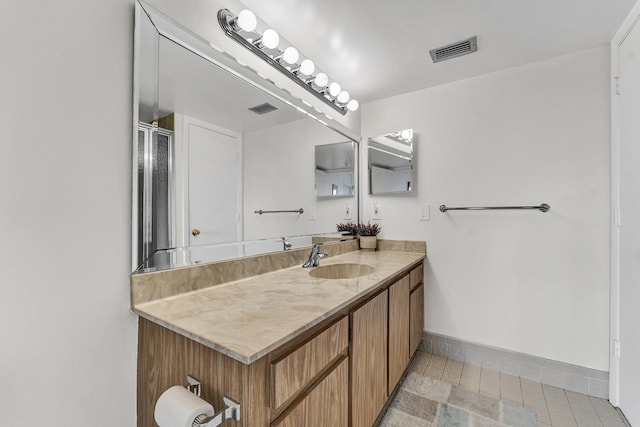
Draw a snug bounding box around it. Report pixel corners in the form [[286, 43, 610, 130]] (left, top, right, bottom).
[[133, 250, 425, 364]]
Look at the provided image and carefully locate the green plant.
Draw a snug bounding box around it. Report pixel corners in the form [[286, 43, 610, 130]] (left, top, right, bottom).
[[354, 222, 381, 236], [336, 222, 356, 234]]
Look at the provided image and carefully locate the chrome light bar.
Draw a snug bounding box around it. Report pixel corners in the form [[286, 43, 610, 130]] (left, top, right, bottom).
[[218, 8, 359, 116]]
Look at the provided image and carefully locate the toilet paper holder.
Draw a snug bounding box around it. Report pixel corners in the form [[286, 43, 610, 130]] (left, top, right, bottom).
[[186, 376, 241, 426], [186, 375, 203, 397], [195, 396, 241, 426]]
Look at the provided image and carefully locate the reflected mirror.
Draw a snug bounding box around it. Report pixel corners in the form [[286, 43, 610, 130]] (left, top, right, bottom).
[[368, 129, 416, 195], [133, 1, 360, 272], [315, 142, 356, 198]]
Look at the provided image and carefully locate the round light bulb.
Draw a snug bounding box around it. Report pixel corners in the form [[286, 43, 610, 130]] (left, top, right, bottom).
[[299, 59, 315, 76], [262, 29, 279, 49], [236, 10, 257, 32], [337, 90, 350, 104], [347, 99, 359, 112], [282, 47, 299, 65], [328, 82, 341, 97], [401, 129, 412, 140], [314, 73, 329, 87]]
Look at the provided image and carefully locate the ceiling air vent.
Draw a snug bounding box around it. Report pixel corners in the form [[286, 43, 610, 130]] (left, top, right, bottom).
[[429, 36, 478, 63], [248, 102, 278, 115]]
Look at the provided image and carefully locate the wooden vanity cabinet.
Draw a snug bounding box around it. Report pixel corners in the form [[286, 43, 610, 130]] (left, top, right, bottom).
[[137, 316, 349, 427], [137, 261, 426, 427], [351, 264, 424, 425]]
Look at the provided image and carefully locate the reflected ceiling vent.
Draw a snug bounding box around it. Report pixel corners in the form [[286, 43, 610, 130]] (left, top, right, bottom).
[[429, 36, 478, 63], [248, 102, 278, 115]]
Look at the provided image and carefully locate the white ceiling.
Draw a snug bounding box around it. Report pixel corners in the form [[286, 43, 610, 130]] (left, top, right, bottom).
[[241, 0, 635, 103]]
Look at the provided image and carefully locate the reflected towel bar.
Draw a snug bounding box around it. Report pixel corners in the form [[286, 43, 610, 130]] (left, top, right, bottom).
[[254, 208, 304, 215], [439, 203, 550, 213]]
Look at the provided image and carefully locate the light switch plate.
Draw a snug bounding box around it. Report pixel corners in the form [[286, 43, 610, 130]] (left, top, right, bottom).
[[419, 204, 430, 221], [345, 204, 352, 220], [308, 207, 316, 220]]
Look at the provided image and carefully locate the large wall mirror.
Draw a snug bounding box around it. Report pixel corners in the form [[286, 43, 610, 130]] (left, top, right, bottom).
[[133, 1, 360, 272], [368, 129, 416, 195]]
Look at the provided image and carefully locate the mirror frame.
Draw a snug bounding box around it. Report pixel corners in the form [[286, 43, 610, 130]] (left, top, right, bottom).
[[132, 1, 361, 271]]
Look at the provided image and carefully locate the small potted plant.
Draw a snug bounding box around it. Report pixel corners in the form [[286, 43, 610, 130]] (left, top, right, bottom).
[[336, 222, 356, 235], [354, 222, 381, 251]]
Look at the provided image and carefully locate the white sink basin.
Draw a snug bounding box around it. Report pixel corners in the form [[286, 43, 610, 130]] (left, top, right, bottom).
[[308, 263, 376, 279]]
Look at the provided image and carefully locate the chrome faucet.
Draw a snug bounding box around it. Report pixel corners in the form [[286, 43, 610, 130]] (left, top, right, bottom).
[[302, 243, 328, 268], [282, 237, 292, 251]]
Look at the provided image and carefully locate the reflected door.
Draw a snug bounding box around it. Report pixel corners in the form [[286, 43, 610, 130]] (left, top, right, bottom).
[[186, 120, 241, 248]]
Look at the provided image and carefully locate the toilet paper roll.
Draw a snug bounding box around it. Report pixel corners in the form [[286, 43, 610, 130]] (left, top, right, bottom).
[[154, 385, 215, 427]]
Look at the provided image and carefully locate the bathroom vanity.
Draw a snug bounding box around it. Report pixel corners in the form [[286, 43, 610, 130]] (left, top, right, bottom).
[[132, 240, 425, 427]]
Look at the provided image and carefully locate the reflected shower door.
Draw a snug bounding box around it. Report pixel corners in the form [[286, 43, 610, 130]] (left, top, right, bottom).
[[137, 123, 174, 267]]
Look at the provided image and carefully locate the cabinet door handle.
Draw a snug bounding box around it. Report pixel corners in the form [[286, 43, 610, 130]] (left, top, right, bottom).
[[192, 228, 201, 236]]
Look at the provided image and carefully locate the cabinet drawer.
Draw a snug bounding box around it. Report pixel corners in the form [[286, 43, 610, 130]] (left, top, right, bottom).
[[409, 263, 424, 290], [270, 316, 348, 410], [272, 357, 349, 427]]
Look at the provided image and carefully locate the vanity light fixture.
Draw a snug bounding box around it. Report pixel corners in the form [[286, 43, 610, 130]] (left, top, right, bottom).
[[218, 8, 359, 115]]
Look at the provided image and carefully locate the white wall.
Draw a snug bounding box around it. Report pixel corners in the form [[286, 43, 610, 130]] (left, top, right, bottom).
[[0, 0, 137, 426], [361, 47, 611, 371], [243, 118, 355, 240]]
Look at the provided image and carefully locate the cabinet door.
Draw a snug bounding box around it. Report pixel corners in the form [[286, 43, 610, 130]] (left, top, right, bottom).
[[388, 275, 410, 395], [273, 357, 349, 427], [410, 283, 424, 356], [351, 290, 388, 427]]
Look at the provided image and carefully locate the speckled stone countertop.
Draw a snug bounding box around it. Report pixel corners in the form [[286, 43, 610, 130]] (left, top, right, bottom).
[[133, 249, 425, 364]]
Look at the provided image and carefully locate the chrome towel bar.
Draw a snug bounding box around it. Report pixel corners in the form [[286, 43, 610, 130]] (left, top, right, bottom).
[[254, 208, 304, 215], [439, 203, 550, 213]]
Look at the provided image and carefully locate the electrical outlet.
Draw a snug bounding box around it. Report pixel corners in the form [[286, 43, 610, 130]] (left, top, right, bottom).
[[308, 207, 316, 221], [419, 204, 430, 221], [372, 200, 381, 220]]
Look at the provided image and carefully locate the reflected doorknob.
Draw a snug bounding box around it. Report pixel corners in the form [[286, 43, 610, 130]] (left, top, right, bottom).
[[192, 228, 201, 236]]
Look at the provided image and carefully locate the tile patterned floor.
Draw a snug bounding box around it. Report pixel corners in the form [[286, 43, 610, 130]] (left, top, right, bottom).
[[380, 351, 629, 427]]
